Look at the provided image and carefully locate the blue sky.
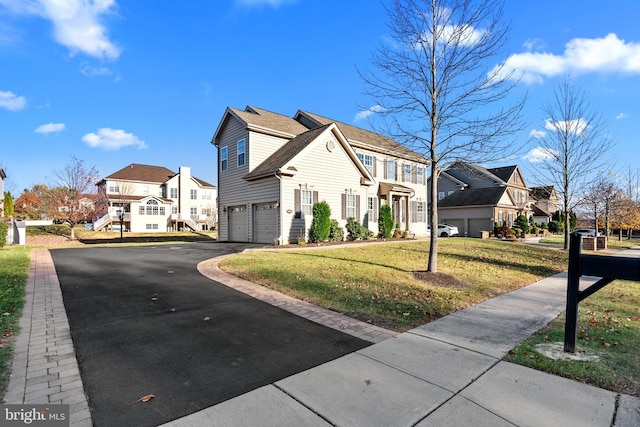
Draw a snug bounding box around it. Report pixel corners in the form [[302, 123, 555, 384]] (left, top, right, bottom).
[[1, 0, 639, 195]]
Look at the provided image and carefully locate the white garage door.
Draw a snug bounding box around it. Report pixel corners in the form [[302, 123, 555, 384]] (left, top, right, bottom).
[[228, 205, 248, 242], [469, 218, 493, 238], [253, 202, 279, 244]]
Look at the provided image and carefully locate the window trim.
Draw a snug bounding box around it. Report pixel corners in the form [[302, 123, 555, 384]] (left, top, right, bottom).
[[221, 146, 228, 171], [300, 189, 313, 216], [237, 139, 246, 167]]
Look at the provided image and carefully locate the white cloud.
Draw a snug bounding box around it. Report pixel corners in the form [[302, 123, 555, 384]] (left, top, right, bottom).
[[616, 112, 629, 120], [81, 64, 112, 77], [544, 118, 588, 136], [524, 146, 557, 163], [494, 33, 640, 84], [529, 129, 546, 139], [236, 0, 297, 7], [523, 38, 545, 52], [34, 122, 65, 134], [0, 0, 120, 59], [354, 105, 386, 122], [0, 89, 27, 110], [82, 128, 146, 150]]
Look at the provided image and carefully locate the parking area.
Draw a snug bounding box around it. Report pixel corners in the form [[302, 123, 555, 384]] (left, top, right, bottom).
[[50, 242, 370, 427]]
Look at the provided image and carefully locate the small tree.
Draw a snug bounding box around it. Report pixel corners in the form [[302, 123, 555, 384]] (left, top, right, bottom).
[[378, 204, 394, 238], [46, 157, 100, 240], [308, 201, 331, 243], [3, 192, 14, 217], [0, 222, 7, 248], [533, 76, 610, 249]]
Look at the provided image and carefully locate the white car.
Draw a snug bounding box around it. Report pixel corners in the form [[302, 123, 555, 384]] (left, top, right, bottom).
[[438, 223, 459, 237]]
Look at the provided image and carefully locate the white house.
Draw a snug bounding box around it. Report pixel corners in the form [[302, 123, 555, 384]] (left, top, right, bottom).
[[212, 106, 429, 244], [95, 164, 217, 232]]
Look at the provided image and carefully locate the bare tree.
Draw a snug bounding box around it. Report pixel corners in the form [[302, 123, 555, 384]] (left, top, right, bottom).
[[533, 76, 611, 249], [360, 0, 526, 272], [48, 157, 100, 240], [581, 176, 622, 236]]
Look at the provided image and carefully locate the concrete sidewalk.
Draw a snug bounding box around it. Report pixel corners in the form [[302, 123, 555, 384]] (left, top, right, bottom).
[[5, 245, 640, 426]]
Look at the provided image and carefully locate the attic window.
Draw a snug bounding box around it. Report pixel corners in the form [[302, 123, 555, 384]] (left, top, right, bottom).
[[287, 166, 297, 171]]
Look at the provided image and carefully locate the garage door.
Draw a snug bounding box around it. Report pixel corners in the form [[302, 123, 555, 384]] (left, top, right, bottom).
[[444, 219, 465, 236], [228, 205, 248, 242], [253, 202, 279, 244], [468, 218, 493, 238]]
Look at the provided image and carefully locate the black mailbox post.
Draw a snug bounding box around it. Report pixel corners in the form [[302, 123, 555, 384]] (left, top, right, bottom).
[[564, 233, 640, 352]]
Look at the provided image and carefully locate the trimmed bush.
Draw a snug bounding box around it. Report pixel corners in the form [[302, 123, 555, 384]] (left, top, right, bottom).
[[548, 220, 561, 233], [494, 225, 513, 238], [346, 217, 374, 241], [308, 201, 331, 243], [328, 219, 344, 242], [378, 205, 394, 238], [515, 215, 530, 234]]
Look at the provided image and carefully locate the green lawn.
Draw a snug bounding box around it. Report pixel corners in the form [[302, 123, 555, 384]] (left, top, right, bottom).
[[220, 238, 569, 331], [0, 246, 31, 397], [506, 279, 640, 397]]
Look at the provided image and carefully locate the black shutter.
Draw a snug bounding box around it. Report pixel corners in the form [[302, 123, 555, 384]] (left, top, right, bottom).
[[294, 189, 301, 219]]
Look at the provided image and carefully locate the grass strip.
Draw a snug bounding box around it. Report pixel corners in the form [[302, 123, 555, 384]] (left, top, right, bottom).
[[0, 246, 31, 397]]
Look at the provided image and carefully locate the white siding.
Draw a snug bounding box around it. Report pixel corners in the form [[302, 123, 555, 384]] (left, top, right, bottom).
[[280, 130, 369, 243]]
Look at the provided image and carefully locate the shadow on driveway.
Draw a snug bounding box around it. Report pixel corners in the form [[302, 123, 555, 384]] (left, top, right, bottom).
[[51, 242, 370, 427]]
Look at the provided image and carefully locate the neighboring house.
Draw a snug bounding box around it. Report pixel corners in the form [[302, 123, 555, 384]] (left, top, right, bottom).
[[429, 161, 535, 237], [529, 186, 560, 224], [0, 167, 5, 217], [95, 164, 217, 232], [212, 106, 429, 244]]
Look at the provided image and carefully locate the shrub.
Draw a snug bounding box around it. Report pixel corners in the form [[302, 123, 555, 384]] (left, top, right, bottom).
[[494, 225, 512, 238], [0, 222, 7, 248], [548, 220, 561, 233], [308, 201, 331, 243], [346, 217, 374, 241], [540, 221, 548, 230], [378, 205, 394, 238], [328, 219, 344, 242], [515, 215, 530, 234]]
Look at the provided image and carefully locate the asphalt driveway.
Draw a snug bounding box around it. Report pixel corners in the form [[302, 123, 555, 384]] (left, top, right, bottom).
[[50, 242, 370, 427]]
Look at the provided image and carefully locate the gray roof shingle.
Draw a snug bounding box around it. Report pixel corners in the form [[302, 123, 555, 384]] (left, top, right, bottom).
[[438, 187, 509, 208]]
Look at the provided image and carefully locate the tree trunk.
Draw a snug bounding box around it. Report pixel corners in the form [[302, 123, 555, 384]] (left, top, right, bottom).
[[428, 161, 439, 272]]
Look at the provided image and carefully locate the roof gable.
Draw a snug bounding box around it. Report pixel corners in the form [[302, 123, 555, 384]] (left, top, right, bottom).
[[244, 123, 372, 183], [295, 110, 425, 162]]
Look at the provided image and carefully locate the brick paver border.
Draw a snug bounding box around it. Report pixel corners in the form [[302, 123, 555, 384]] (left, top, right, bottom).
[[3, 249, 92, 427], [197, 254, 398, 344]]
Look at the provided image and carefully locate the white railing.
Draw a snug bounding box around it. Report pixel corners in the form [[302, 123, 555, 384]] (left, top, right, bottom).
[[94, 212, 131, 230]]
